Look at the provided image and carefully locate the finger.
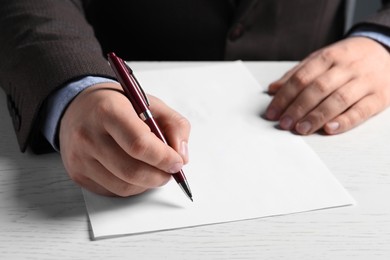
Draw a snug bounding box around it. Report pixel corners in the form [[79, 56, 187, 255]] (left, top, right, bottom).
[[323, 93, 384, 134], [265, 50, 334, 121], [61, 152, 119, 196], [295, 79, 370, 135], [80, 156, 147, 197], [279, 66, 352, 130], [101, 95, 184, 174], [64, 160, 115, 197], [74, 175, 116, 197], [268, 60, 307, 94], [63, 146, 148, 197], [149, 96, 191, 163], [268, 50, 322, 94], [92, 133, 171, 189]]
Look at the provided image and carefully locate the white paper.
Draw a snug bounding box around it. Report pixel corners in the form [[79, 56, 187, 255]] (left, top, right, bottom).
[[83, 61, 355, 239]]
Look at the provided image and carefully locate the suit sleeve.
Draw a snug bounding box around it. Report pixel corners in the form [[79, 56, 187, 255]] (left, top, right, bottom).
[[0, 0, 115, 153], [350, 0, 390, 31]]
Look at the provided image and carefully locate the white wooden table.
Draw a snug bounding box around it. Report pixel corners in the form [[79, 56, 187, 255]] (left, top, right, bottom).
[[1, 62, 389, 259]]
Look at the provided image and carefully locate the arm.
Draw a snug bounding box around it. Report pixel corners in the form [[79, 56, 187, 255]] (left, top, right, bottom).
[[0, 0, 191, 196], [0, 0, 114, 152]]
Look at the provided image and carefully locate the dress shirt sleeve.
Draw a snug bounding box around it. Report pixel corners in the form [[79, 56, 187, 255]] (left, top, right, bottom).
[[41, 76, 117, 151], [348, 24, 390, 49]]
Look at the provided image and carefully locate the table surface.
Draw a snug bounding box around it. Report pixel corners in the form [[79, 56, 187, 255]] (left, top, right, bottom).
[[1, 62, 390, 260]]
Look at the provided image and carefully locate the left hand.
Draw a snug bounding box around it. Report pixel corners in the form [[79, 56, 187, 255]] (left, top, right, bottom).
[[265, 37, 390, 135]]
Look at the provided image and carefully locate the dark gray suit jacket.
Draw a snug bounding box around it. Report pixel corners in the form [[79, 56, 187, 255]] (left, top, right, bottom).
[[0, 0, 389, 153]]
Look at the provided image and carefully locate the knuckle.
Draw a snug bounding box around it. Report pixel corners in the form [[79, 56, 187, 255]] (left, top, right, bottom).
[[332, 89, 351, 108], [115, 169, 168, 197], [128, 134, 150, 158], [311, 78, 329, 94], [154, 150, 172, 170], [127, 165, 149, 184], [319, 48, 338, 63], [310, 107, 329, 125], [342, 106, 368, 130], [95, 100, 112, 119], [353, 105, 370, 121], [290, 69, 311, 88], [317, 108, 330, 122], [168, 112, 191, 132], [128, 133, 173, 171], [292, 103, 307, 117], [60, 126, 92, 151], [94, 99, 118, 125], [177, 116, 191, 131], [116, 162, 137, 181], [75, 130, 90, 145]]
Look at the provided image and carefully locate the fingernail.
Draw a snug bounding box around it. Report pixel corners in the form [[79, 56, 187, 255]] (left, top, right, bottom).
[[280, 116, 293, 129], [180, 141, 189, 162], [296, 121, 312, 134], [169, 162, 183, 174], [326, 121, 340, 133]]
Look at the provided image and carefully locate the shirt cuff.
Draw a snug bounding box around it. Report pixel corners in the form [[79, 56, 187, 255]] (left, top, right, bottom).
[[349, 25, 390, 50], [41, 76, 118, 151]]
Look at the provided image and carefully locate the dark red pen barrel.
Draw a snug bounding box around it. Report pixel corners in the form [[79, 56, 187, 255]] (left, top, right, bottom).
[[144, 117, 167, 144], [173, 170, 186, 183]]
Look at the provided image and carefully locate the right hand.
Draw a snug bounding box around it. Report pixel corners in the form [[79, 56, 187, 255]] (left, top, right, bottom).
[[59, 82, 191, 197]]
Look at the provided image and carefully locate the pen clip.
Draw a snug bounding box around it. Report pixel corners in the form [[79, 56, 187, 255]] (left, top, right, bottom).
[[124, 62, 150, 107]]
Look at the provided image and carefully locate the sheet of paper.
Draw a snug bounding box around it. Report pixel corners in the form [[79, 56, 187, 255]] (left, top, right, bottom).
[[83, 61, 355, 239]]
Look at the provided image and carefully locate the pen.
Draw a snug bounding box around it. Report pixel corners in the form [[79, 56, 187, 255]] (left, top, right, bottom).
[[107, 52, 193, 201]]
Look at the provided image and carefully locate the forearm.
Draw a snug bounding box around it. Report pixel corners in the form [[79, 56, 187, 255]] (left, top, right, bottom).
[[349, 0, 390, 31], [0, 0, 114, 152]]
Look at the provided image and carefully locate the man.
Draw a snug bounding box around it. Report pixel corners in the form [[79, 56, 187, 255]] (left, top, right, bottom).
[[1, 0, 390, 196]]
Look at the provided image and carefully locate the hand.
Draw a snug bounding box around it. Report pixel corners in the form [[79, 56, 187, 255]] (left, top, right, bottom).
[[265, 37, 390, 135], [59, 82, 190, 197]]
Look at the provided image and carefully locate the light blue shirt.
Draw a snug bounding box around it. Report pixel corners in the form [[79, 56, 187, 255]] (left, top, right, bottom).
[[349, 25, 390, 48], [41, 26, 390, 151], [41, 76, 117, 151]]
